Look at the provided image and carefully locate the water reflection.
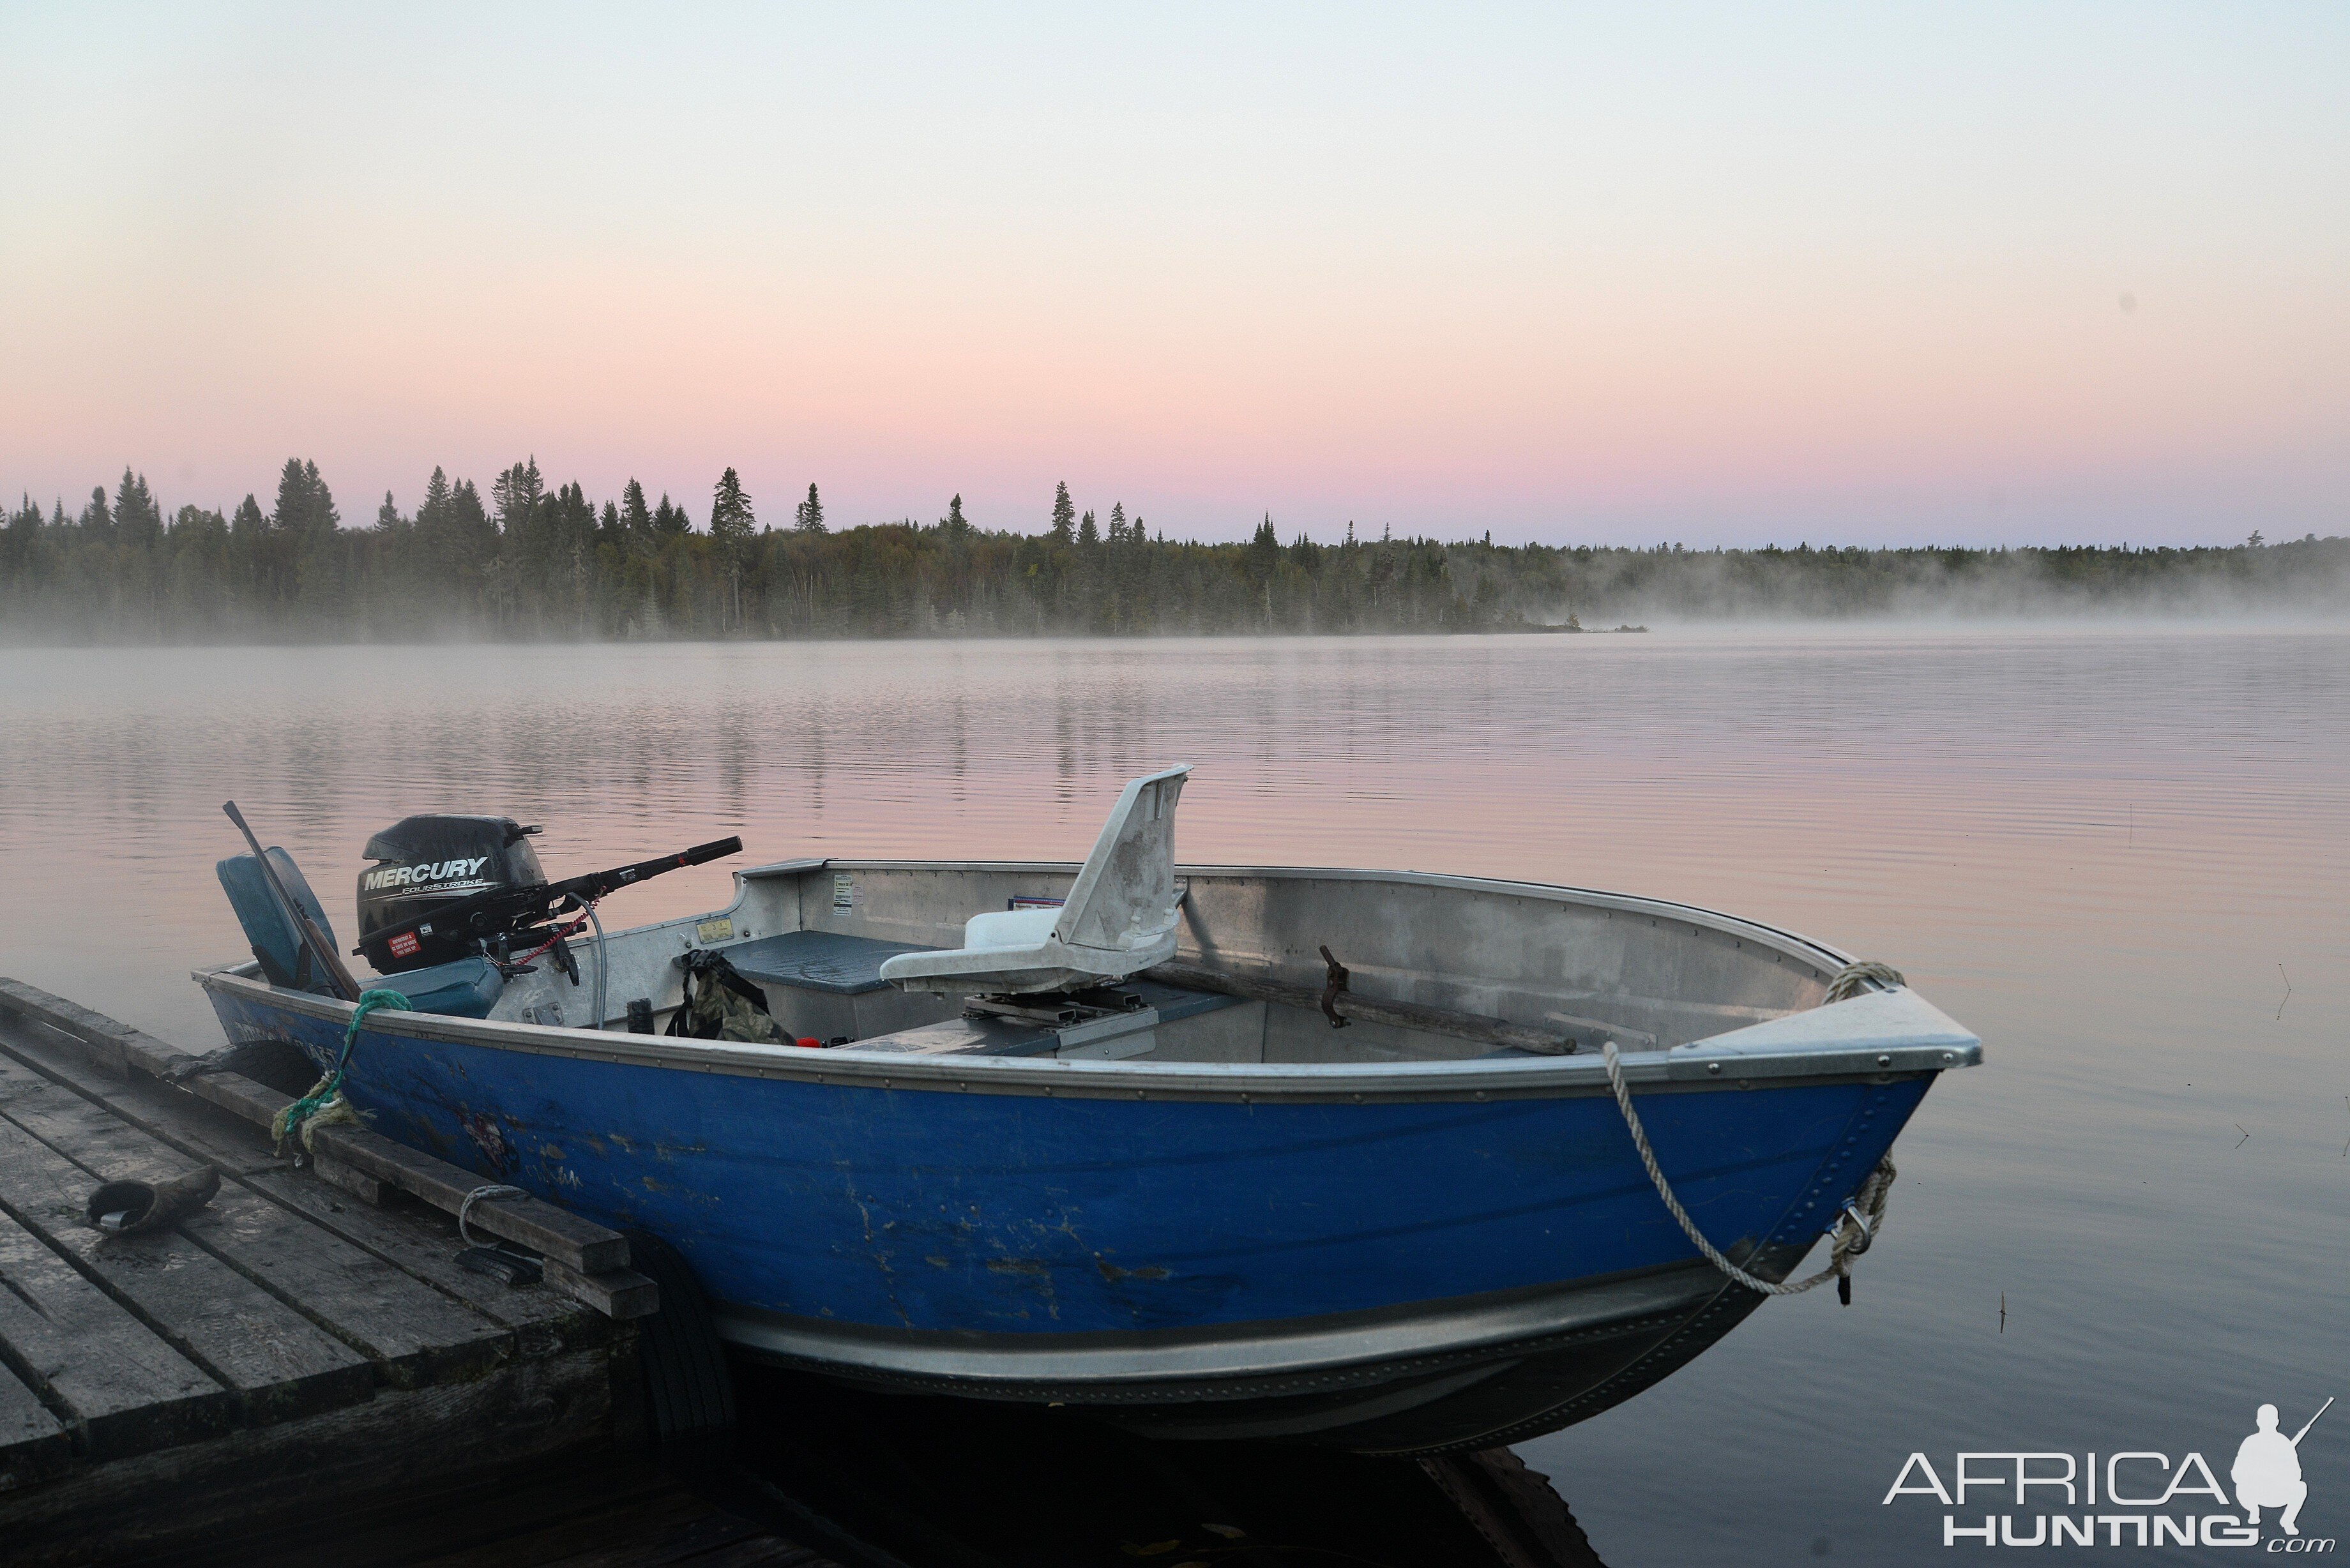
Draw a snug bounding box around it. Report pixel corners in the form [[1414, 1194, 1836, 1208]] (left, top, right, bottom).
[[711, 1364, 1607, 1567]]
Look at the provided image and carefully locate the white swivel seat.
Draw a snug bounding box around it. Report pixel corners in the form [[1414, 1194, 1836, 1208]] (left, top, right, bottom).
[[878, 765, 1192, 995]]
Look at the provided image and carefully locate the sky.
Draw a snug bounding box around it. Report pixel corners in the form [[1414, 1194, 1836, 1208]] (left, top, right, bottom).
[[1, 3, 2344, 548]]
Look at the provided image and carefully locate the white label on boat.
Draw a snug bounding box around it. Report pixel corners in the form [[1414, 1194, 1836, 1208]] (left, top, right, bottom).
[[696, 917, 734, 943], [833, 873, 855, 912]]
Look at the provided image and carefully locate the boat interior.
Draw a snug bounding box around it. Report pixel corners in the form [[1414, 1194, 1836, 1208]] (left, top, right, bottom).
[[216, 769, 1847, 1069]]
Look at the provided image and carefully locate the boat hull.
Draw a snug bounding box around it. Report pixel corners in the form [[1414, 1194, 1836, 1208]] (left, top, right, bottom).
[[201, 974, 1937, 1452]]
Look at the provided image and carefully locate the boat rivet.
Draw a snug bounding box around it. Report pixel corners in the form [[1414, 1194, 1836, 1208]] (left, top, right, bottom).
[[1706, 1062, 1720, 1075], [1475, 1091, 1486, 1101], [1876, 1054, 1891, 1067], [1942, 1052, 1954, 1064]]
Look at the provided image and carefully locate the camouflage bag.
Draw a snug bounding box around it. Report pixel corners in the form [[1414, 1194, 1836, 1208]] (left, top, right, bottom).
[[665, 949, 786, 1044]]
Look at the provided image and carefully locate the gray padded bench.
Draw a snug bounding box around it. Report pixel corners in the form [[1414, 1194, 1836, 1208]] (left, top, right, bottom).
[[717, 930, 956, 1042]]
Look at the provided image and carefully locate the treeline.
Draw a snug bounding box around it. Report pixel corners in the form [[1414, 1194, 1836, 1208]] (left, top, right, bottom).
[[3, 458, 2344, 642]]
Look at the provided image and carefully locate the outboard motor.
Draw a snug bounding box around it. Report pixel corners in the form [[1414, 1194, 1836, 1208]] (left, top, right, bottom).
[[357, 815, 545, 974]]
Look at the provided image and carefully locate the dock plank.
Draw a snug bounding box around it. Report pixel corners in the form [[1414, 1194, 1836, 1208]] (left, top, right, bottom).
[[0, 1203, 229, 1460], [0, 1021, 288, 1178], [0, 1022, 638, 1334], [0, 1359, 69, 1494], [0, 979, 213, 1083], [0, 1066, 513, 1391], [0, 1113, 374, 1428], [0, 1007, 633, 1278], [313, 1126, 632, 1274], [184, 1188, 515, 1389], [240, 1167, 605, 1336]]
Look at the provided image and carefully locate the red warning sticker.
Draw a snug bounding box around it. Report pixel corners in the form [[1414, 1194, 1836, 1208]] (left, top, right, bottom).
[[388, 931, 421, 958]]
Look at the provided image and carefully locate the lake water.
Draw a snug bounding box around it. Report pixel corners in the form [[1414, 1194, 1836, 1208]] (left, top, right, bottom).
[[2, 626, 2344, 1564]]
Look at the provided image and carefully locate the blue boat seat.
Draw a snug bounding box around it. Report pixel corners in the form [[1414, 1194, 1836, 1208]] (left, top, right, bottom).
[[217, 848, 340, 995], [382, 956, 506, 1020], [217, 847, 504, 1016]]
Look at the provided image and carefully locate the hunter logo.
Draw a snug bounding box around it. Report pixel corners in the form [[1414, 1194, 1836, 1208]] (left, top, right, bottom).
[[1884, 1399, 2335, 1550], [363, 857, 492, 893]]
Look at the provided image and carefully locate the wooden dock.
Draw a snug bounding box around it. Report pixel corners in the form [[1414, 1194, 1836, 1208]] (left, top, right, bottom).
[[0, 979, 817, 1565]]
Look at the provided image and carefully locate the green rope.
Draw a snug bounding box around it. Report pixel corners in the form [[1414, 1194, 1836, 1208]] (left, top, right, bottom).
[[274, 987, 409, 1156]]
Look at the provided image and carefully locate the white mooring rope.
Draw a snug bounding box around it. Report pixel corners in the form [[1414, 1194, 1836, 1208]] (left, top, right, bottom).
[[1602, 960, 1900, 1300], [1822, 958, 1906, 1004]]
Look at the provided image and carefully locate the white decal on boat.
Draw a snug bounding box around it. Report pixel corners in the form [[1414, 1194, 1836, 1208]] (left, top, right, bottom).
[[362, 857, 492, 892]]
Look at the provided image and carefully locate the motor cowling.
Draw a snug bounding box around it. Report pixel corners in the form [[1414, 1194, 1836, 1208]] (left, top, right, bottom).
[[357, 815, 545, 973]]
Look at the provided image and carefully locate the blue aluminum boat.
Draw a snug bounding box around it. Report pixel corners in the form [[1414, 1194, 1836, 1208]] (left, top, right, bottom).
[[196, 767, 1980, 1453]]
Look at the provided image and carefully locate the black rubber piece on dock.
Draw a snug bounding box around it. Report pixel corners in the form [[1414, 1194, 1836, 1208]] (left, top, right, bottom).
[[626, 1228, 738, 1444]]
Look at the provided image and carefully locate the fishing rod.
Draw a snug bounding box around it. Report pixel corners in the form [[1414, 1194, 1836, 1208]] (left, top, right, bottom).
[[2291, 1396, 2333, 1446]]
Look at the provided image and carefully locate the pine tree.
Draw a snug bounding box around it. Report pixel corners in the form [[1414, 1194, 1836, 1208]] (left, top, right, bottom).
[[1248, 514, 1280, 576], [1078, 509, 1098, 547], [270, 462, 309, 532], [114, 469, 163, 549], [450, 481, 490, 545], [1107, 502, 1127, 543], [282, 460, 343, 612], [414, 467, 450, 564], [621, 479, 653, 552], [709, 467, 755, 629], [1049, 481, 1075, 547], [491, 457, 543, 536], [795, 483, 827, 534], [79, 485, 113, 543], [943, 494, 969, 536]]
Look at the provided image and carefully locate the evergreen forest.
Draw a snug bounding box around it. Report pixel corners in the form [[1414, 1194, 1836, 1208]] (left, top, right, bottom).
[[3, 459, 2342, 642]]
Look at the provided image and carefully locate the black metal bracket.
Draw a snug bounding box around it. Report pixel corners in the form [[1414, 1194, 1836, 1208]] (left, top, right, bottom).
[[1319, 945, 1351, 1030]]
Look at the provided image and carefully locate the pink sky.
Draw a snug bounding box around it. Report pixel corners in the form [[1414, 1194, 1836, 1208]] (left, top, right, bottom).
[[2, 4, 2344, 546]]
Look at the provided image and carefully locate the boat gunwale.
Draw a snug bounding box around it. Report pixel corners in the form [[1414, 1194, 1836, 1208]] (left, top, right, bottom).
[[195, 861, 1981, 1102]]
